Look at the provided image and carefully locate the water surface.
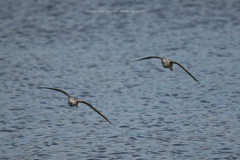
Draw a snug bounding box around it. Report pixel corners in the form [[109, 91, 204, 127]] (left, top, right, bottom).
[[0, 0, 240, 159]]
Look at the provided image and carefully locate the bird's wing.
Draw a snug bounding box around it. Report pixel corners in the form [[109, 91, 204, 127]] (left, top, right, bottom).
[[132, 56, 162, 62], [77, 100, 112, 125], [38, 87, 71, 97], [172, 61, 200, 84]]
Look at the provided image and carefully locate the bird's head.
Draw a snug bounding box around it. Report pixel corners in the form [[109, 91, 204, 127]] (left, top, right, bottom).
[[162, 57, 167, 62], [68, 97, 78, 106]]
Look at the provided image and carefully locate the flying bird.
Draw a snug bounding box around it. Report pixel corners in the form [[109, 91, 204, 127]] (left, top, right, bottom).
[[133, 56, 200, 84], [39, 87, 112, 124]]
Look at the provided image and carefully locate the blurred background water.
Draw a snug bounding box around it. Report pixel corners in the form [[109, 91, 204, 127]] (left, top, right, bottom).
[[0, 0, 240, 159]]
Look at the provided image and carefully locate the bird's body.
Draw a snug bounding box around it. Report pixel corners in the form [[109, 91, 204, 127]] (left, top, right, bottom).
[[68, 97, 79, 107], [133, 56, 200, 83], [39, 87, 112, 124], [161, 58, 173, 70]]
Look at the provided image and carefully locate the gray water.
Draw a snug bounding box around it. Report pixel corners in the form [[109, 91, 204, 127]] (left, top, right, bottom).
[[1, 0, 240, 159]]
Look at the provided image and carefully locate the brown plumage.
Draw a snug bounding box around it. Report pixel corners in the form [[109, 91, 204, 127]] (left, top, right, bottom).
[[39, 87, 112, 124], [133, 56, 200, 84]]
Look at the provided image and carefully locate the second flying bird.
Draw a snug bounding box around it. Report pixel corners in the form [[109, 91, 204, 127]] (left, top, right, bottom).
[[133, 56, 200, 84]]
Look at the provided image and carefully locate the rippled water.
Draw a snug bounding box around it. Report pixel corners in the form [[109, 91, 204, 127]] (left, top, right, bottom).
[[1, 0, 240, 159]]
